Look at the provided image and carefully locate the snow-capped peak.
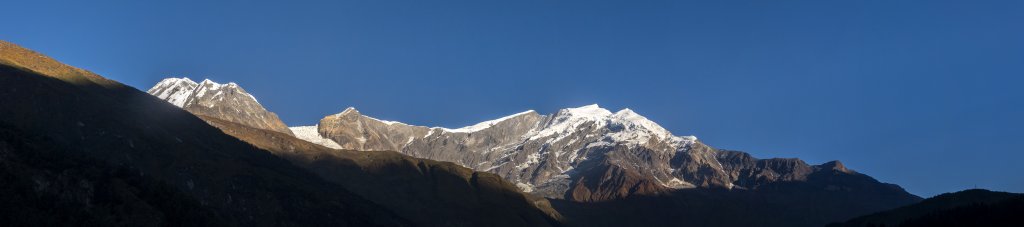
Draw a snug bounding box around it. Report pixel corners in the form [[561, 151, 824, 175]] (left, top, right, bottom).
[[561, 104, 613, 119], [442, 110, 537, 133], [149, 77, 200, 107], [193, 78, 259, 106], [613, 108, 638, 116], [148, 77, 259, 108], [529, 104, 613, 140], [609, 108, 675, 141], [198, 78, 239, 88], [155, 77, 197, 87], [526, 104, 692, 145]]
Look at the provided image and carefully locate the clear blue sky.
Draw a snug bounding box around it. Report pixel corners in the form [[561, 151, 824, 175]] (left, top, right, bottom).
[[2, 0, 1021, 197]]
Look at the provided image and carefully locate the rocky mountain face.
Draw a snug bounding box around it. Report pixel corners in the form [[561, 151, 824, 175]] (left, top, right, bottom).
[[147, 77, 293, 136], [0, 40, 406, 226], [309, 105, 684, 199], [304, 104, 915, 203], [201, 116, 561, 226], [143, 80, 561, 225], [139, 69, 926, 226]]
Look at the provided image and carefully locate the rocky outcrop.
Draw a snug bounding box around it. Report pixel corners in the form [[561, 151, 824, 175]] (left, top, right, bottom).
[[317, 107, 432, 151], [568, 160, 669, 202], [148, 77, 293, 136]]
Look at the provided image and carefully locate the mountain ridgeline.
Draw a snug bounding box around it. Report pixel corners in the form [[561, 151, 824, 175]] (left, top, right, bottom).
[[0, 39, 933, 227], [148, 75, 921, 226], [300, 104, 922, 225], [307, 104, 917, 204]]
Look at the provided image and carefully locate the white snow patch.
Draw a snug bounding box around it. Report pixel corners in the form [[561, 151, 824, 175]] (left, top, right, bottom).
[[243, 93, 260, 104], [334, 107, 408, 126], [441, 110, 536, 133], [373, 118, 407, 126], [515, 182, 534, 193], [484, 162, 506, 172], [289, 125, 343, 149], [148, 77, 198, 107], [662, 177, 695, 189], [585, 141, 613, 148]]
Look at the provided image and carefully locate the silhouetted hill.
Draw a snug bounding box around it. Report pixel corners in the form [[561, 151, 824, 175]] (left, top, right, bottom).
[[552, 164, 921, 227], [898, 194, 1023, 227], [829, 189, 1023, 227], [0, 40, 407, 226]]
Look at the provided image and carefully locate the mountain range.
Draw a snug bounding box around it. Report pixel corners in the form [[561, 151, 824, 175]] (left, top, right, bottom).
[[7, 39, 1017, 226], [149, 76, 921, 226], [149, 77, 919, 202]]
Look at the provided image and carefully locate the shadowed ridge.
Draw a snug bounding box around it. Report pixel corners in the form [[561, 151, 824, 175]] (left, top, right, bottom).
[[829, 189, 1022, 227], [0, 40, 409, 226], [0, 40, 122, 90]]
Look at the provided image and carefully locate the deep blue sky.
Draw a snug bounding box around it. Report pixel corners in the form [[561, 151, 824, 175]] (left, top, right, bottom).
[[2, 0, 1022, 197]]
